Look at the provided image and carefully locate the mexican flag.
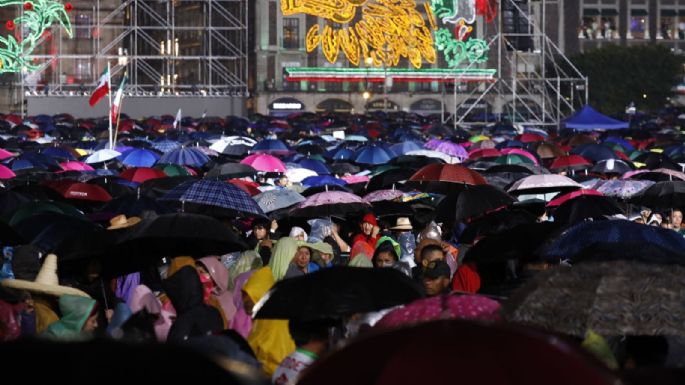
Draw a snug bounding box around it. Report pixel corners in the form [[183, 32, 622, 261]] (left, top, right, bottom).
[[110, 75, 127, 124], [89, 67, 110, 107]]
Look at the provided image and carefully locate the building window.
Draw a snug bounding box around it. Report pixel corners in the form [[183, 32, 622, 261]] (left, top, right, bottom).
[[283, 18, 300, 49], [628, 0, 649, 39], [75, 13, 91, 39], [579, 8, 618, 39], [75, 60, 91, 82], [660, 9, 677, 39]]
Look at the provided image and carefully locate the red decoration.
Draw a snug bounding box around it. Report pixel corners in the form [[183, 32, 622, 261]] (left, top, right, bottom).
[[23, 2, 33, 11], [5, 20, 15, 31], [64, 3, 73, 12], [476, 0, 497, 23]]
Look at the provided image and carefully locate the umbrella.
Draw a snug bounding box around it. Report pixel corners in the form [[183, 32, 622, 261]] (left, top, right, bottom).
[[13, 212, 100, 252], [253, 266, 422, 320], [41, 146, 78, 161], [159, 179, 265, 218], [151, 139, 181, 153], [227, 179, 262, 197], [298, 158, 330, 175], [298, 319, 618, 385], [507, 174, 582, 195], [500, 148, 539, 165], [430, 141, 468, 160], [205, 162, 257, 179], [547, 189, 603, 207], [454, 185, 516, 223], [209, 136, 256, 153], [119, 167, 167, 183], [118, 148, 160, 168], [363, 189, 404, 203], [463, 222, 563, 265], [591, 159, 632, 175], [284, 167, 317, 183], [375, 294, 501, 328], [629, 181, 685, 208], [301, 175, 346, 188], [8, 152, 61, 172], [458, 209, 537, 244], [541, 220, 685, 264], [552, 195, 624, 224], [0, 164, 16, 179], [505, 260, 685, 337], [536, 142, 565, 160], [389, 141, 422, 155], [570, 144, 619, 162], [4, 200, 85, 226], [158, 147, 210, 167], [354, 145, 394, 165], [549, 155, 592, 171], [516, 132, 545, 143], [241, 154, 286, 173], [251, 139, 290, 155], [58, 161, 94, 172], [328, 147, 355, 161], [594, 179, 654, 200], [46, 180, 112, 202], [468, 148, 502, 160], [154, 163, 193, 177], [290, 191, 370, 218], [626, 168, 685, 182], [139, 176, 196, 199], [494, 154, 535, 165], [104, 213, 247, 277], [328, 162, 360, 175], [366, 169, 415, 192], [85, 149, 121, 164], [254, 189, 305, 213], [99, 193, 172, 216], [405, 149, 458, 164], [409, 164, 487, 185]]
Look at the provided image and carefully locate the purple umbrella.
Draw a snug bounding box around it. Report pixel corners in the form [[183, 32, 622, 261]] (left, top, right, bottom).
[[290, 191, 370, 218], [432, 141, 468, 160], [363, 189, 404, 203]]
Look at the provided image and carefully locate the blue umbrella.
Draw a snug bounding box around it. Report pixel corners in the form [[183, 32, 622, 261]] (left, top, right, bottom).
[[7, 152, 60, 172], [542, 220, 685, 264], [301, 175, 347, 188], [152, 139, 182, 154], [390, 141, 423, 155], [41, 147, 78, 161], [495, 140, 525, 150], [158, 147, 209, 167], [328, 147, 355, 161], [252, 139, 290, 154], [354, 145, 393, 165], [159, 179, 264, 217], [570, 144, 619, 162], [119, 148, 161, 168], [602, 137, 635, 153], [298, 158, 330, 175], [254, 189, 306, 213]]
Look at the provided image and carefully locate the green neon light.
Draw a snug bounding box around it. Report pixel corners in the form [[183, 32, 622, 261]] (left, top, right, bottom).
[[0, 1, 72, 73], [285, 67, 496, 76], [434, 28, 488, 68]]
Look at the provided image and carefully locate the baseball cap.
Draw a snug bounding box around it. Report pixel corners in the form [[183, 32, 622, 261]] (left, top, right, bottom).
[[422, 259, 451, 279]]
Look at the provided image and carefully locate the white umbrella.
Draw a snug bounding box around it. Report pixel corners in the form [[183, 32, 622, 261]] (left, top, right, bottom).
[[209, 136, 256, 153], [285, 167, 318, 183], [405, 149, 460, 164], [85, 149, 121, 164]]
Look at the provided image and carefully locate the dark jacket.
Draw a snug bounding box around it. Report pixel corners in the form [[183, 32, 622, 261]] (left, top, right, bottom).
[[163, 266, 223, 342]]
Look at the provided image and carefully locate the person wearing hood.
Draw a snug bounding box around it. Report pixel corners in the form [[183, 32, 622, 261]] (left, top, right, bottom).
[[352, 213, 380, 250], [230, 270, 257, 339], [42, 294, 99, 342], [283, 242, 333, 279], [372, 237, 400, 268], [163, 265, 224, 342], [128, 284, 172, 342], [244, 267, 295, 377], [268, 237, 299, 282], [197, 256, 236, 326]]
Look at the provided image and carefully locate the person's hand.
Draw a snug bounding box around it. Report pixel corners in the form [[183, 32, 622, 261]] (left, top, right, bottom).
[[270, 219, 278, 233], [372, 225, 380, 238], [106, 309, 114, 323]]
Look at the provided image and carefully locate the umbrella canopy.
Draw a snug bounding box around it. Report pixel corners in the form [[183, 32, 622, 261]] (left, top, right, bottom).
[[500, 148, 539, 165], [405, 149, 458, 164], [251, 138, 290, 155], [253, 266, 422, 320], [158, 147, 210, 167], [549, 155, 592, 171], [454, 185, 515, 223], [629, 181, 685, 208], [552, 195, 624, 224], [154, 163, 194, 177], [508, 174, 582, 195], [505, 261, 685, 337], [159, 179, 265, 218], [363, 189, 404, 203], [58, 161, 94, 172], [594, 179, 654, 200], [0, 164, 16, 179], [13, 212, 100, 253], [205, 162, 257, 179], [119, 167, 167, 183], [541, 220, 685, 264], [409, 163, 486, 185], [4, 200, 86, 226], [151, 139, 181, 153], [468, 147, 502, 160], [240, 154, 286, 173], [290, 191, 370, 218], [298, 158, 330, 175], [298, 319, 618, 385], [389, 140, 422, 155], [591, 159, 632, 175], [85, 149, 121, 164], [118, 148, 160, 168], [254, 189, 305, 213], [301, 175, 346, 188], [547, 189, 603, 207], [430, 141, 468, 160], [354, 145, 394, 165], [284, 167, 317, 183], [458, 208, 538, 244], [375, 294, 501, 328], [626, 168, 685, 182], [570, 144, 619, 163], [46, 180, 112, 202], [99, 193, 172, 216], [227, 179, 262, 196]]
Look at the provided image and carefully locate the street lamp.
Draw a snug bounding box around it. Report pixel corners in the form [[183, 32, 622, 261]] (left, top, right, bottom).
[[362, 90, 371, 100]]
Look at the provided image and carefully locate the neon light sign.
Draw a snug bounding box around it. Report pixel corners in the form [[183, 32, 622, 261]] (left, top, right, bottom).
[[0, 1, 72, 73], [281, 0, 495, 69]]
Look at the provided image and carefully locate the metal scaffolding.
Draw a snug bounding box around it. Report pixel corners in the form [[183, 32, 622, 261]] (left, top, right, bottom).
[[15, 0, 248, 101], [442, 0, 588, 129]]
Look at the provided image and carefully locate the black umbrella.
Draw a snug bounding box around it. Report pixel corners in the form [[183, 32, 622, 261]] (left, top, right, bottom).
[[254, 266, 423, 321], [205, 162, 257, 179], [12, 212, 101, 253], [100, 193, 173, 216], [0, 221, 26, 246], [139, 176, 197, 199], [104, 213, 247, 277], [630, 181, 685, 208], [459, 209, 537, 244], [0, 190, 30, 216], [454, 185, 515, 223], [365, 168, 415, 192], [329, 162, 360, 175], [552, 195, 624, 224], [370, 200, 415, 218]]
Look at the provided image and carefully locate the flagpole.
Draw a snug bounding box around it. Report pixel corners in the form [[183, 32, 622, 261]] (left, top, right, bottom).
[[107, 62, 113, 150], [113, 72, 127, 145]]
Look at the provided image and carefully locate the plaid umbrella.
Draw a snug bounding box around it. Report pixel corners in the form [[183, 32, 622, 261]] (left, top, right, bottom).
[[254, 189, 305, 213], [290, 191, 370, 218], [152, 139, 182, 153], [159, 179, 265, 218]]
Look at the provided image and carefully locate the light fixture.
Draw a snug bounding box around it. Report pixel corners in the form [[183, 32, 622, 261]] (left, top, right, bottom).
[[362, 90, 371, 99]]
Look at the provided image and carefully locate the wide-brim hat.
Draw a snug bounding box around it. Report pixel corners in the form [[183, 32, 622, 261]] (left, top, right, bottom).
[[390, 217, 413, 231], [107, 214, 142, 230], [1, 254, 90, 298]]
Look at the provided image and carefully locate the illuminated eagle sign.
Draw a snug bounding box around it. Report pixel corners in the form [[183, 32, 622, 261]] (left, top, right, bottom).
[[281, 0, 495, 69]]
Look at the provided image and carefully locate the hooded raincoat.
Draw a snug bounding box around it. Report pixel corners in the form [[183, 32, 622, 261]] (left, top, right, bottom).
[[268, 237, 299, 282], [42, 294, 97, 341]]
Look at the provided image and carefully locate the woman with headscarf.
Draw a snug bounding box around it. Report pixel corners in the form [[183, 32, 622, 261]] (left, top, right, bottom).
[[128, 284, 173, 342], [244, 267, 296, 377], [41, 294, 99, 342], [197, 256, 236, 325], [288, 226, 308, 242], [268, 237, 299, 282]]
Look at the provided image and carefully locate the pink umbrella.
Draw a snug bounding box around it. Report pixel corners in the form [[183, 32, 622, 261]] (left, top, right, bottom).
[[0, 164, 16, 179], [0, 148, 15, 161], [622, 168, 685, 182], [341, 175, 369, 184], [547, 189, 603, 207], [468, 147, 502, 160], [363, 189, 404, 203], [500, 148, 539, 165], [375, 294, 501, 329], [290, 191, 370, 218], [59, 161, 95, 172], [240, 153, 286, 173]]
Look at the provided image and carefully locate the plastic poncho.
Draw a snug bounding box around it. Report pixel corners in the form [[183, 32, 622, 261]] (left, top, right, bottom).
[[42, 294, 96, 341], [267, 237, 299, 282]]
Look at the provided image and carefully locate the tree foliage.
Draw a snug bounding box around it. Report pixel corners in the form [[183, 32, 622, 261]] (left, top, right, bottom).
[[569, 44, 683, 114]]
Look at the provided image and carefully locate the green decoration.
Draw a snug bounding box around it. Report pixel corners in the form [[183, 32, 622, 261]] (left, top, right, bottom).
[[0, 1, 72, 73], [434, 27, 488, 68]]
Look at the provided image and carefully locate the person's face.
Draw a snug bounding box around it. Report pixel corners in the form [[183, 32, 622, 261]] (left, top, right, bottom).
[[423, 276, 450, 296], [294, 233, 306, 241], [294, 247, 311, 268], [320, 252, 333, 264], [671, 211, 683, 226], [422, 249, 445, 264], [242, 291, 255, 315], [362, 221, 373, 235], [82, 313, 98, 332], [374, 251, 395, 268], [254, 226, 267, 240]]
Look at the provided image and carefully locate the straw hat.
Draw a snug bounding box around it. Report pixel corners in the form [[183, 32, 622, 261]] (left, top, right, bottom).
[[390, 217, 413, 231], [0, 254, 90, 298], [107, 214, 141, 230]]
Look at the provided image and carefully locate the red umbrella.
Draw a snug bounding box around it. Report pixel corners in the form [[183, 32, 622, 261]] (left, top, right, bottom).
[[409, 163, 487, 185], [299, 319, 618, 385], [515, 133, 545, 143], [227, 179, 261, 196], [46, 180, 112, 202], [547, 189, 603, 207], [468, 147, 501, 160], [120, 167, 168, 183], [550, 155, 592, 170]]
